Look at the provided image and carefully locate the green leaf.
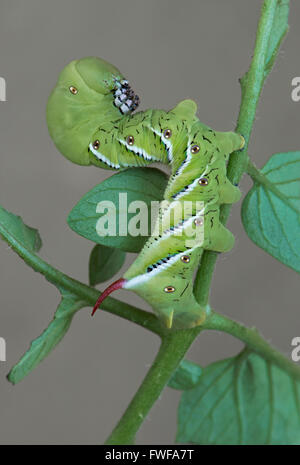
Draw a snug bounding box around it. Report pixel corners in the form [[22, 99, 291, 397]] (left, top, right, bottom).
[[168, 360, 202, 390], [177, 350, 300, 445], [242, 152, 300, 273], [0, 205, 42, 253], [89, 244, 126, 286], [68, 167, 168, 253], [7, 291, 84, 384], [264, 0, 289, 75]]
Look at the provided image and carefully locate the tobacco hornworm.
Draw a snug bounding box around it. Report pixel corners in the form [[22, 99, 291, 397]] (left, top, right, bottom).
[[47, 57, 244, 329]]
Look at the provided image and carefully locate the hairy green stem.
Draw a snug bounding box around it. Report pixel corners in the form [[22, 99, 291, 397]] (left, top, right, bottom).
[[105, 328, 201, 445], [0, 221, 163, 336], [203, 312, 300, 380], [194, 0, 278, 307]]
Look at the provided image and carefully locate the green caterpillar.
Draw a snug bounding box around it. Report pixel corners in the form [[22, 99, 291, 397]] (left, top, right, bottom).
[[47, 57, 244, 329]]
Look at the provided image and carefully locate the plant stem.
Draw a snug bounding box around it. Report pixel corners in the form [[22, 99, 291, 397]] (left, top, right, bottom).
[[105, 328, 201, 445], [203, 311, 300, 381], [0, 220, 163, 336], [194, 0, 278, 307]]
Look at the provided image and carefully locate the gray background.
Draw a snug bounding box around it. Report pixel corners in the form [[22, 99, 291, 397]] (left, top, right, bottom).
[[0, 0, 299, 445]]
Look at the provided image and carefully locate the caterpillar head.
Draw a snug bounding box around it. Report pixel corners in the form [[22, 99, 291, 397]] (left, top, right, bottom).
[[46, 57, 139, 166]]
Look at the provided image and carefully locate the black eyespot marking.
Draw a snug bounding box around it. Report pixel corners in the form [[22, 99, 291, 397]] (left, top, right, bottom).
[[164, 286, 175, 293], [163, 129, 172, 139], [93, 140, 100, 150], [198, 177, 208, 186], [127, 135, 134, 145], [191, 145, 200, 154]]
